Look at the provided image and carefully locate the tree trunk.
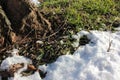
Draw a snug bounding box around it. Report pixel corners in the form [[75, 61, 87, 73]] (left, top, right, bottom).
[[0, 5, 12, 47], [0, 0, 51, 46]]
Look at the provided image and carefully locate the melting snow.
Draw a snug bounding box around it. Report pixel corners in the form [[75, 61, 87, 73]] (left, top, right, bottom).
[[43, 31, 120, 80], [0, 55, 32, 70], [1, 31, 120, 80], [0, 49, 41, 80]]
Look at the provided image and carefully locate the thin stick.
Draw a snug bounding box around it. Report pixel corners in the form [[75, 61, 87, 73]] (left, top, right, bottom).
[[107, 40, 112, 52], [19, 29, 34, 44], [44, 20, 67, 40]]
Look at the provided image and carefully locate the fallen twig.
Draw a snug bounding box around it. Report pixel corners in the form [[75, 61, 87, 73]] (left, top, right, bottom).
[[107, 40, 112, 52]]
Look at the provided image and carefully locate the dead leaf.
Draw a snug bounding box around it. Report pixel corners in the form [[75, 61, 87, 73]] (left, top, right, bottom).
[[8, 63, 24, 76], [28, 64, 37, 71]]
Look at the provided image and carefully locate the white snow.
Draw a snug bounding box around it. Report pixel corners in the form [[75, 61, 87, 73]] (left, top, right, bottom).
[[30, 0, 40, 6], [0, 49, 35, 80], [72, 31, 90, 47], [38, 65, 47, 73], [43, 31, 120, 80], [36, 40, 44, 44], [6, 49, 19, 56], [0, 55, 32, 70], [115, 27, 120, 31], [1, 30, 120, 80]]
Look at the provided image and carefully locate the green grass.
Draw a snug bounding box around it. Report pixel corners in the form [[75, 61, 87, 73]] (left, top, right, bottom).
[[33, 0, 120, 64], [40, 0, 119, 31]]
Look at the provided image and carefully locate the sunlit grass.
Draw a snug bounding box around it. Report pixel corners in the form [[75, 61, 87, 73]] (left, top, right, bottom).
[[40, 0, 119, 31], [35, 0, 120, 64]]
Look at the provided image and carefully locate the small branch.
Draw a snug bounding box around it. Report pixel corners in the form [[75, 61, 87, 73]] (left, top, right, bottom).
[[19, 29, 34, 44], [43, 20, 67, 40], [107, 40, 112, 52], [37, 11, 53, 33]]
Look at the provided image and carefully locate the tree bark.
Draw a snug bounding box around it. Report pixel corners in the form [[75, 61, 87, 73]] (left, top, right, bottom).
[[0, 5, 12, 47], [0, 0, 51, 46]]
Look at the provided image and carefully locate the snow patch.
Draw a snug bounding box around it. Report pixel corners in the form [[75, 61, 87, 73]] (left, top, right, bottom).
[[6, 49, 19, 56], [1, 31, 120, 80], [0, 55, 32, 70], [39, 65, 47, 73], [0, 49, 36, 80], [43, 31, 120, 80]]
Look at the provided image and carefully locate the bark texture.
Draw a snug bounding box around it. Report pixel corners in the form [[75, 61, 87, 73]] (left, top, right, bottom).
[[0, 5, 12, 47], [0, 0, 51, 46]]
